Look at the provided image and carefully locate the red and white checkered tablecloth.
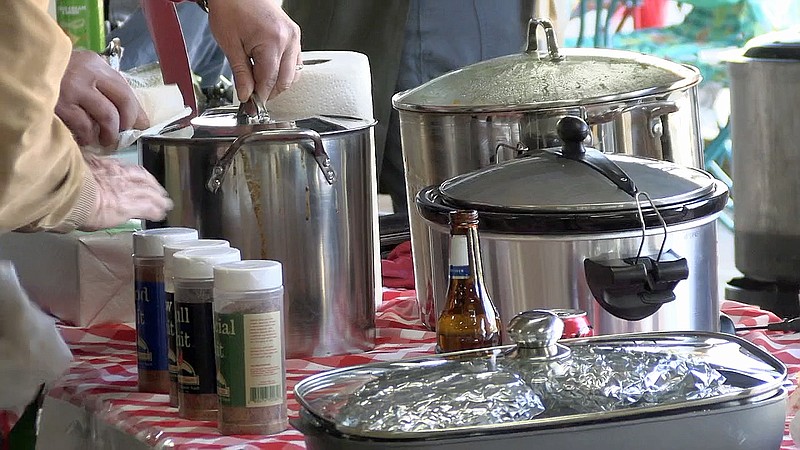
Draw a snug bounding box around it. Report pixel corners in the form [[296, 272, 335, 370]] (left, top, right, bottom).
[[15, 294, 800, 448], [48, 289, 434, 449]]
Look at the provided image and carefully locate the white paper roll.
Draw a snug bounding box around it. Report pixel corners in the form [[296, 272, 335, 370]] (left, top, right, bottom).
[[265, 50, 374, 121]]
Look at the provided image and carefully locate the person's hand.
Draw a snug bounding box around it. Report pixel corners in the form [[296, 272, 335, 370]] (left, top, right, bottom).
[[79, 155, 173, 231], [55, 50, 149, 148], [207, 0, 302, 102]]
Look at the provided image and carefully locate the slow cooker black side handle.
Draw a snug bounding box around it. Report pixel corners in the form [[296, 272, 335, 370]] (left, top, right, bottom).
[[556, 116, 638, 197], [584, 252, 689, 321]]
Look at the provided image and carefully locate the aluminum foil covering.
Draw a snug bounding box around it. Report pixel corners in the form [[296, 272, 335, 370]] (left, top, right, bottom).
[[515, 345, 739, 416], [337, 359, 545, 432], [335, 346, 741, 433]]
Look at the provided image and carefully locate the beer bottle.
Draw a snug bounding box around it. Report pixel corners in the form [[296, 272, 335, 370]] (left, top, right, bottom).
[[436, 210, 502, 353]]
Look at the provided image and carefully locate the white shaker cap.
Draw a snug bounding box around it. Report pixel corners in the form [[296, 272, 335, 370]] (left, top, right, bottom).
[[173, 247, 242, 280], [164, 239, 231, 268], [163, 239, 231, 291], [214, 260, 284, 292], [133, 227, 199, 257]]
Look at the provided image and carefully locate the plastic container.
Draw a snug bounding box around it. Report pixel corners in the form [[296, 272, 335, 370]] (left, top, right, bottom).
[[172, 246, 241, 420], [55, 0, 105, 52], [132, 227, 198, 393], [163, 239, 230, 408], [213, 260, 288, 435]]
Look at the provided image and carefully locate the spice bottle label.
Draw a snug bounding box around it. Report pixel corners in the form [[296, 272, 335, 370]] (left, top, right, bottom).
[[135, 280, 168, 371], [215, 311, 284, 408], [175, 302, 217, 394], [166, 292, 178, 379]]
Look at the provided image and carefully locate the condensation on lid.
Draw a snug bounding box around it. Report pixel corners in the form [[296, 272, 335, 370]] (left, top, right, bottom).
[[393, 48, 700, 113]]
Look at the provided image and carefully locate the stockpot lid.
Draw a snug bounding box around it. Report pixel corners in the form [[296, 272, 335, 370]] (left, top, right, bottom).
[[392, 18, 700, 113], [154, 95, 375, 140], [416, 117, 728, 234], [293, 310, 787, 441], [185, 107, 374, 138]]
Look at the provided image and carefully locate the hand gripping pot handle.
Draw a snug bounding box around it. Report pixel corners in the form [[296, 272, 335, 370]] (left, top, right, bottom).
[[206, 128, 337, 193]]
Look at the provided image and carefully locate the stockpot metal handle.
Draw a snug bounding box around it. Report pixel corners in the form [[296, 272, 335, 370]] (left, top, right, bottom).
[[206, 129, 336, 193], [526, 18, 563, 61], [586, 100, 679, 127]]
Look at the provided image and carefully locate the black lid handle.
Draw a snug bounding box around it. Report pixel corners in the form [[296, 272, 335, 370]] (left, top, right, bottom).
[[556, 116, 590, 159], [556, 116, 638, 197]]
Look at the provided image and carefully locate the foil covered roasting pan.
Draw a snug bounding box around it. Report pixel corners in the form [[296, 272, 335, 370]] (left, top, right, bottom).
[[292, 311, 788, 450]]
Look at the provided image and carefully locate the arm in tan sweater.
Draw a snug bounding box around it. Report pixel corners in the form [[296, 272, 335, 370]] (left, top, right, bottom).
[[0, 0, 97, 233]]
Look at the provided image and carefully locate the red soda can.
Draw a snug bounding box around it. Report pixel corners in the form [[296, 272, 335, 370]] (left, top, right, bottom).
[[552, 309, 594, 339]]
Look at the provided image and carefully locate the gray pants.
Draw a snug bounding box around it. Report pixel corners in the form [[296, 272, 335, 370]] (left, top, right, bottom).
[[108, 1, 231, 89]]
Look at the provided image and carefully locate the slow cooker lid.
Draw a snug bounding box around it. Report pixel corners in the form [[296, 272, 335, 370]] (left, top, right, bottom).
[[438, 152, 716, 214], [392, 19, 698, 113]]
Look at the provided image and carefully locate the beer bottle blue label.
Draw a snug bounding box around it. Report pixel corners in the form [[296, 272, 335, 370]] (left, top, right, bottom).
[[135, 280, 168, 371]]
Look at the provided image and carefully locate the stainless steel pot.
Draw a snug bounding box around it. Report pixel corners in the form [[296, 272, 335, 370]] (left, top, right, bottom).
[[392, 19, 703, 329], [415, 118, 729, 335], [140, 104, 379, 358], [728, 38, 800, 283]]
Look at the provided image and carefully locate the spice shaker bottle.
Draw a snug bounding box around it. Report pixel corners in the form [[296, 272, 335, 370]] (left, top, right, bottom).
[[213, 260, 288, 435], [163, 239, 231, 408], [172, 246, 242, 420], [132, 227, 199, 393]]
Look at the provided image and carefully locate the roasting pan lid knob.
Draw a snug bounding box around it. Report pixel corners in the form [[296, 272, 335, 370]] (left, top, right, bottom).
[[507, 310, 571, 360]]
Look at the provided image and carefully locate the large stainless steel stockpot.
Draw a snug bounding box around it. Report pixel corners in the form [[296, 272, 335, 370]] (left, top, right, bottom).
[[728, 37, 800, 283], [140, 105, 379, 358], [392, 19, 703, 329], [415, 118, 728, 335]]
